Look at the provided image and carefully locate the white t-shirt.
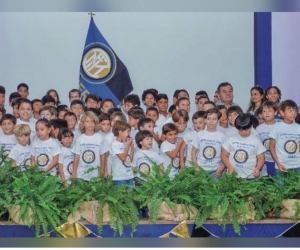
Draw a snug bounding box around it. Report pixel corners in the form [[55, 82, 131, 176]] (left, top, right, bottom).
[[217, 124, 229, 134], [8, 143, 31, 170], [164, 116, 194, 130], [222, 134, 266, 179], [17, 119, 36, 142], [156, 114, 168, 126], [225, 126, 258, 138], [72, 133, 109, 181], [109, 140, 134, 181], [191, 130, 226, 171], [58, 147, 74, 184], [160, 140, 180, 179], [256, 123, 276, 162], [132, 149, 163, 180], [183, 130, 197, 167], [269, 122, 300, 170], [31, 137, 61, 175], [0, 134, 18, 165]]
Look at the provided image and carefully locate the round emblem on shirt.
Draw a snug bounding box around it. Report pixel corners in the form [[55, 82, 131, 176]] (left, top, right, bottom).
[[284, 140, 297, 154], [82, 150, 95, 164], [37, 154, 49, 167], [172, 156, 180, 168], [234, 150, 248, 164], [123, 155, 131, 168], [24, 158, 31, 166], [139, 163, 150, 174], [67, 162, 74, 174], [203, 146, 216, 160], [263, 138, 270, 151]]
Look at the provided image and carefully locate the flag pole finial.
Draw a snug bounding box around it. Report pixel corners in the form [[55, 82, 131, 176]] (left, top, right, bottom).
[[88, 12, 95, 18]]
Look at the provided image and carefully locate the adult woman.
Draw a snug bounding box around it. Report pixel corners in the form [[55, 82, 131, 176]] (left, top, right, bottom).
[[247, 86, 264, 116]]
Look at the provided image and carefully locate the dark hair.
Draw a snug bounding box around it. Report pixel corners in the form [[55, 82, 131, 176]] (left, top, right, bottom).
[[68, 89, 80, 98], [176, 89, 189, 99], [216, 105, 227, 111], [247, 86, 264, 113], [124, 94, 141, 107], [205, 108, 221, 119], [175, 97, 190, 107], [17, 98, 32, 109], [9, 92, 21, 102], [31, 99, 42, 106], [50, 119, 68, 130], [128, 107, 145, 120], [85, 107, 102, 117], [135, 130, 153, 149], [36, 118, 52, 132], [162, 123, 178, 135], [142, 89, 158, 102], [58, 127, 74, 141], [17, 83, 29, 91], [261, 101, 278, 112], [57, 104, 69, 113], [192, 111, 206, 120], [12, 97, 23, 107], [100, 99, 115, 109], [173, 89, 180, 98], [0, 86, 6, 94], [227, 106, 243, 116], [112, 121, 131, 136], [110, 111, 126, 123], [264, 86, 282, 104], [251, 116, 259, 129], [98, 113, 110, 122], [146, 106, 159, 116], [168, 104, 176, 114], [195, 90, 208, 97], [85, 93, 100, 103], [106, 107, 122, 117], [279, 99, 298, 112], [256, 106, 263, 115], [172, 109, 189, 123], [70, 100, 84, 108], [0, 104, 6, 115], [46, 89, 61, 105], [156, 93, 168, 102], [0, 114, 16, 125], [234, 113, 254, 130], [217, 82, 233, 93], [295, 113, 300, 125], [41, 95, 56, 106], [64, 111, 77, 120], [137, 117, 154, 131], [203, 101, 216, 108]]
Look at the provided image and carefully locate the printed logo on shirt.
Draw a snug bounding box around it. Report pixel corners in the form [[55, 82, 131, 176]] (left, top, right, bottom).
[[263, 138, 270, 151], [123, 155, 131, 168], [67, 162, 74, 174], [202, 146, 216, 160], [24, 158, 31, 166], [172, 156, 180, 168], [234, 150, 248, 164], [139, 163, 150, 174], [82, 150, 95, 164], [37, 154, 49, 167], [284, 140, 297, 154]]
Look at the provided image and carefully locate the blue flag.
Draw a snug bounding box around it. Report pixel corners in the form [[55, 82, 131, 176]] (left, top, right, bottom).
[[79, 17, 133, 106]]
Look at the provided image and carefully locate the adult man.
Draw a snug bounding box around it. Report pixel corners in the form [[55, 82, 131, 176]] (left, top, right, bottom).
[[215, 82, 239, 108]]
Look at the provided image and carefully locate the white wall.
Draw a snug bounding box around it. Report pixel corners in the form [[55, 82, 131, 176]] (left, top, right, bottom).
[[0, 12, 254, 110], [272, 13, 300, 106]]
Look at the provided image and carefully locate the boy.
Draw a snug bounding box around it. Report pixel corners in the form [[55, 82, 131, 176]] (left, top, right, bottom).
[[127, 107, 145, 139], [6, 92, 21, 115], [50, 119, 68, 139], [196, 96, 209, 111], [100, 99, 115, 114], [137, 117, 160, 153], [31, 99, 42, 122], [0, 86, 6, 106], [256, 101, 278, 176], [64, 111, 81, 145], [191, 109, 226, 178], [41, 95, 56, 107], [145, 107, 162, 145], [17, 83, 29, 98], [142, 89, 157, 111], [85, 94, 101, 109], [12, 97, 23, 119], [0, 114, 18, 165], [203, 101, 216, 112], [156, 94, 169, 126], [269, 100, 300, 175], [69, 89, 81, 103], [39, 106, 57, 120], [216, 105, 229, 134], [160, 123, 184, 179], [70, 100, 84, 123], [98, 113, 114, 146], [123, 94, 141, 117]]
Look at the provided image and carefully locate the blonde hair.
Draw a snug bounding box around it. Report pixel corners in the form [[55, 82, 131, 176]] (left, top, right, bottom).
[[79, 111, 99, 133], [13, 124, 31, 136]]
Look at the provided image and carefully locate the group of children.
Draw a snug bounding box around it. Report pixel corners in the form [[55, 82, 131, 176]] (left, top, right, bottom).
[[0, 83, 300, 188]]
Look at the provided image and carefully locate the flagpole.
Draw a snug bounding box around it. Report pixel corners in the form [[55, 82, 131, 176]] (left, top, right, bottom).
[[88, 12, 95, 18]]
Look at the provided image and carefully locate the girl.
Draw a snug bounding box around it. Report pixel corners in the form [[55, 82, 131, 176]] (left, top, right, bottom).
[[46, 89, 61, 106], [247, 86, 264, 116], [100, 99, 115, 114], [71, 111, 109, 181], [109, 121, 134, 187], [58, 128, 74, 186], [31, 119, 61, 175], [264, 86, 281, 105], [142, 89, 157, 111], [221, 114, 266, 179], [8, 124, 31, 169]]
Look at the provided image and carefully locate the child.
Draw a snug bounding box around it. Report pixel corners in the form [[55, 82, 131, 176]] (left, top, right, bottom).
[[156, 94, 169, 126], [256, 101, 278, 176], [172, 109, 192, 140], [256, 107, 264, 125], [123, 94, 141, 120], [100, 99, 115, 114], [0, 114, 18, 165], [70, 100, 84, 130], [0, 104, 6, 120], [127, 107, 145, 139], [160, 123, 184, 179], [221, 113, 266, 179], [12, 97, 23, 119], [145, 107, 162, 144], [85, 94, 101, 109], [133, 130, 164, 181], [31, 99, 42, 122], [109, 121, 134, 186], [8, 124, 31, 169], [17, 83, 29, 99], [69, 89, 81, 103], [31, 119, 61, 175], [72, 111, 109, 180], [0, 86, 5, 106], [39, 106, 57, 120], [196, 96, 209, 111], [203, 101, 216, 112], [98, 113, 114, 146], [50, 119, 68, 139], [110, 111, 127, 128], [6, 92, 21, 115], [16, 98, 36, 142], [64, 111, 81, 145], [216, 105, 229, 134], [269, 100, 300, 175], [57, 105, 69, 119], [191, 109, 226, 178], [142, 89, 157, 111], [180, 111, 206, 169], [41, 95, 56, 107], [137, 117, 160, 153], [58, 128, 74, 186]]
